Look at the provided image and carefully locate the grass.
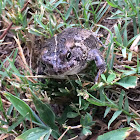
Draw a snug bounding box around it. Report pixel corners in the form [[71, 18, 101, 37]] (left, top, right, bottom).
[[0, 0, 140, 140]]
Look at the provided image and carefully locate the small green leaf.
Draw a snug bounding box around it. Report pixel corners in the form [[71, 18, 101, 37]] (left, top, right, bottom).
[[107, 73, 116, 83], [15, 127, 51, 140], [116, 76, 137, 89], [80, 99, 89, 110], [104, 107, 111, 118], [3, 92, 41, 124], [97, 127, 131, 140], [51, 130, 60, 139], [32, 93, 58, 131], [67, 112, 79, 118], [82, 128, 92, 136], [122, 47, 126, 58], [101, 74, 106, 82], [108, 110, 122, 129], [80, 113, 95, 127]]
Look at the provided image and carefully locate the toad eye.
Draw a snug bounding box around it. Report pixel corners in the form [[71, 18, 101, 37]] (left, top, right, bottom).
[[66, 51, 72, 60]]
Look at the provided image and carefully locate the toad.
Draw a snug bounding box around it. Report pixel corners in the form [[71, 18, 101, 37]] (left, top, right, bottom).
[[38, 27, 106, 82]]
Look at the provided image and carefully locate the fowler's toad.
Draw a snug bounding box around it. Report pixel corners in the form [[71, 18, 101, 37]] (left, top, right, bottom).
[[38, 27, 106, 82]]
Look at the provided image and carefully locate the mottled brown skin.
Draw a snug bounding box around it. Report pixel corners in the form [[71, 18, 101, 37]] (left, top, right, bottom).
[[38, 27, 106, 82]]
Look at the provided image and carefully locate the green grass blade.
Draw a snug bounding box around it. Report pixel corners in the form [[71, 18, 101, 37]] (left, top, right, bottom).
[[32, 93, 58, 131], [104, 107, 111, 118], [108, 110, 122, 129], [135, 0, 140, 33], [114, 24, 123, 44], [3, 92, 44, 125], [123, 19, 128, 47], [127, 34, 140, 46], [65, 5, 72, 20], [96, 5, 110, 23], [99, 87, 105, 102], [119, 90, 125, 109], [124, 96, 129, 112], [132, 16, 137, 36], [97, 127, 131, 140], [0, 95, 8, 122], [8, 115, 27, 132], [15, 127, 51, 140]]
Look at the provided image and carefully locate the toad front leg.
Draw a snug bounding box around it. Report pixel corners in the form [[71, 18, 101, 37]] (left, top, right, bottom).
[[87, 49, 106, 83]]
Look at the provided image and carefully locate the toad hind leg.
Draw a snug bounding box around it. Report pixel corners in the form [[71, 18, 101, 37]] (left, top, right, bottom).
[[87, 49, 106, 83]]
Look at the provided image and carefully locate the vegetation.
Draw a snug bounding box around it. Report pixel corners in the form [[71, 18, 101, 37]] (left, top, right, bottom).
[[0, 0, 140, 139]]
